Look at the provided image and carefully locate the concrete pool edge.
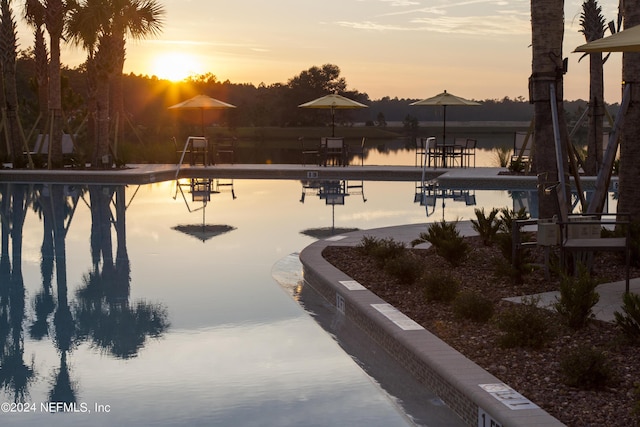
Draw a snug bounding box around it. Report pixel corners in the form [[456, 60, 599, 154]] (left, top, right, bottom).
[[299, 236, 564, 427]]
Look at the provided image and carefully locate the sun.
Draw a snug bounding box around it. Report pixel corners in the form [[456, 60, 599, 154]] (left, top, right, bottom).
[[151, 52, 202, 82]]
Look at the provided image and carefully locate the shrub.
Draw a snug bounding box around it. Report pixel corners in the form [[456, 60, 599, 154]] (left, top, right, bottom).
[[357, 235, 383, 255], [357, 236, 406, 267], [498, 206, 529, 234], [614, 292, 640, 344], [470, 207, 501, 246], [383, 253, 423, 286], [419, 270, 460, 303], [495, 296, 554, 348], [411, 219, 469, 266], [492, 232, 535, 284], [554, 264, 600, 329], [493, 146, 511, 167], [453, 290, 494, 322], [560, 346, 612, 390], [509, 158, 526, 173]]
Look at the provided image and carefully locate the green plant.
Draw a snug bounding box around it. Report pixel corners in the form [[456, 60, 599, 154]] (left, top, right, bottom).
[[357, 236, 406, 267], [453, 290, 494, 322], [560, 346, 612, 390], [383, 253, 423, 286], [471, 207, 500, 245], [508, 158, 526, 173], [419, 270, 460, 303], [614, 292, 640, 344], [554, 264, 600, 329], [498, 206, 529, 234], [493, 146, 511, 167], [495, 296, 554, 348], [411, 219, 469, 266]]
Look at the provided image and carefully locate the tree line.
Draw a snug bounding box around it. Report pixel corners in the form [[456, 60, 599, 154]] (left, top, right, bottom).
[[8, 54, 614, 152]]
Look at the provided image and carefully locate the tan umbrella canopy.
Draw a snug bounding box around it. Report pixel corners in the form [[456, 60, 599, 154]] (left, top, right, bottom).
[[299, 94, 368, 136], [168, 94, 236, 135], [575, 24, 640, 53], [410, 90, 481, 144]]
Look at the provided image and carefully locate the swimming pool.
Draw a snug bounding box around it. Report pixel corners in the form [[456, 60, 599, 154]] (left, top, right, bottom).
[[0, 178, 587, 426]]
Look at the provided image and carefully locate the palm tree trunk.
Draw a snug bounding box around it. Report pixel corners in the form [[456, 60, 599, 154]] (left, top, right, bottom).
[[44, 0, 65, 168], [110, 37, 126, 159], [580, 0, 606, 176], [0, 0, 25, 168], [618, 0, 640, 223], [586, 55, 604, 176], [93, 78, 111, 167], [34, 25, 49, 123], [531, 0, 568, 218]]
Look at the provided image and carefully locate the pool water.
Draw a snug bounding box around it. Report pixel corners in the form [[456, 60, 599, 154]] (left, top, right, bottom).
[[0, 178, 542, 426]]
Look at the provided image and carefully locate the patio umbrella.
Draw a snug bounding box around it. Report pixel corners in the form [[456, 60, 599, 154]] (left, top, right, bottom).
[[410, 90, 481, 145], [168, 94, 236, 136], [574, 24, 640, 53], [298, 94, 368, 136]]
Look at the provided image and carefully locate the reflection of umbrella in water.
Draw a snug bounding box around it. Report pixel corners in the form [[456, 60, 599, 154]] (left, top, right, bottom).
[[410, 90, 480, 144], [168, 94, 236, 136], [173, 178, 236, 242], [172, 223, 235, 242], [574, 24, 640, 53], [299, 180, 363, 238], [298, 94, 368, 137]]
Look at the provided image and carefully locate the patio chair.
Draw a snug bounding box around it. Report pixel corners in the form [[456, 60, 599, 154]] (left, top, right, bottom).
[[28, 134, 78, 167], [462, 138, 477, 168], [442, 138, 466, 168], [347, 137, 366, 166], [173, 136, 189, 164], [512, 131, 533, 171], [215, 137, 235, 164], [300, 137, 320, 166], [415, 137, 426, 167], [189, 137, 208, 165], [323, 137, 346, 166], [416, 136, 438, 168]]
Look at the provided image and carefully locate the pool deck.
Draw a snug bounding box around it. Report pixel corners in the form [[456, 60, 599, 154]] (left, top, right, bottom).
[[0, 163, 626, 426], [0, 162, 611, 190]]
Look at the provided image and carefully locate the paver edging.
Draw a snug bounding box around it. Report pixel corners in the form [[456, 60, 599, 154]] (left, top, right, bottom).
[[299, 240, 565, 427]]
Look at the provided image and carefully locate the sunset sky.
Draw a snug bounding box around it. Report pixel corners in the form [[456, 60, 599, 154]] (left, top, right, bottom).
[[16, 0, 626, 102]]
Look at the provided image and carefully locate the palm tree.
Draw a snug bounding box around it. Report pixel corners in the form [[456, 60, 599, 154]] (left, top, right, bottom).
[[24, 0, 50, 125], [579, 0, 607, 176], [67, 0, 164, 167], [530, 0, 569, 218], [42, 0, 68, 168], [618, 0, 640, 224], [109, 0, 165, 156], [0, 0, 25, 167]]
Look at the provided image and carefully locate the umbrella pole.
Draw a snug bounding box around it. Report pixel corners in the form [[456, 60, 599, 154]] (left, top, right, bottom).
[[201, 108, 205, 136], [442, 105, 447, 167], [332, 204, 335, 233], [331, 106, 335, 137]]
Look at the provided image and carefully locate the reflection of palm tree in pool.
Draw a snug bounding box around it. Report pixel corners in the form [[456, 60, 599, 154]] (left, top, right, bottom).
[[48, 352, 77, 404], [0, 184, 36, 402], [29, 185, 58, 340], [29, 185, 83, 342], [35, 184, 81, 405], [75, 185, 169, 359]]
